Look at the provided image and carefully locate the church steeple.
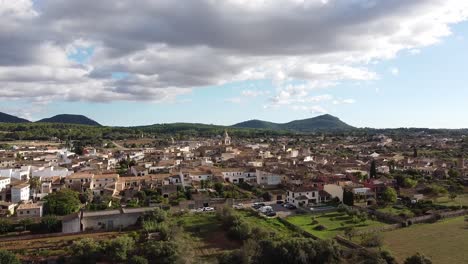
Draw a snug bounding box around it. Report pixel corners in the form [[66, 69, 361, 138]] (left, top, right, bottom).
[[224, 130, 231, 145]]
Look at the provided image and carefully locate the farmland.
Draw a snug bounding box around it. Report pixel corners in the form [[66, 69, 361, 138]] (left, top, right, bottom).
[[383, 216, 468, 264], [286, 211, 386, 240]]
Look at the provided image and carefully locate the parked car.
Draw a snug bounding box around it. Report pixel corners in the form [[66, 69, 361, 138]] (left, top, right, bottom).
[[252, 202, 266, 209], [233, 203, 244, 209], [276, 200, 284, 204], [203, 207, 215, 212], [259, 206, 273, 213], [283, 203, 296, 209], [265, 211, 277, 217]]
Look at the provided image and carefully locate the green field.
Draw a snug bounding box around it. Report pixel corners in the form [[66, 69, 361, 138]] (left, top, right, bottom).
[[383, 216, 468, 264], [433, 193, 468, 207], [177, 210, 301, 262], [377, 206, 415, 218], [286, 212, 386, 240]]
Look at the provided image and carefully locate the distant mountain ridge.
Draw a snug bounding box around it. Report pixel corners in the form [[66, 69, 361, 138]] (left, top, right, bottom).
[[232, 114, 354, 132], [1, 112, 352, 131], [0, 112, 31, 123], [37, 114, 101, 126]]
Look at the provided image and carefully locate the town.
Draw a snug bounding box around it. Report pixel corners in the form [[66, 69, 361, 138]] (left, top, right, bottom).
[[0, 127, 466, 263]]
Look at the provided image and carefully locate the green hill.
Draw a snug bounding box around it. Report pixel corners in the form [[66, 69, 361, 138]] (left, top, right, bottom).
[[232, 114, 354, 132], [36, 114, 101, 126], [0, 112, 31, 123]]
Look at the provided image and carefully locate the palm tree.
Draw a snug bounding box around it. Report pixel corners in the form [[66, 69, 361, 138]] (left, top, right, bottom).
[[28, 176, 41, 202]]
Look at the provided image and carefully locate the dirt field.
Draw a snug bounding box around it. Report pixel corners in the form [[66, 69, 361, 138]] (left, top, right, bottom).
[[0, 231, 128, 261], [383, 216, 468, 264]]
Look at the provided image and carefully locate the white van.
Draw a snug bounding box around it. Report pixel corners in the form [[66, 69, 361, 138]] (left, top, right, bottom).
[[259, 206, 273, 213]]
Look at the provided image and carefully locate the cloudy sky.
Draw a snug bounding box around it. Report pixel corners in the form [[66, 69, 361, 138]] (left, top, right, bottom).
[[1, 0, 468, 128]]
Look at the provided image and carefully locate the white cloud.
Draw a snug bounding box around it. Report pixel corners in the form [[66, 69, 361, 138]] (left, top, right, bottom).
[[291, 105, 328, 114], [333, 98, 356, 105], [390, 67, 399, 76], [0, 0, 467, 104]]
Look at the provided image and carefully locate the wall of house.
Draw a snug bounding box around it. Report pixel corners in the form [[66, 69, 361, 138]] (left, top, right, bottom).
[[324, 184, 344, 201], [81, 213, 141, 231], [62, 217, 81, 234], [11, 187, 30, 203]]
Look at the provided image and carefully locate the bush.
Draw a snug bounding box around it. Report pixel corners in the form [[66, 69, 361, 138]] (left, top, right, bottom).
[[0, 249, 20, 264], [314, 225, 327, 231], [360, 233, 383, 248], [404, 253, 432, 264], [228, 221, 251, 241], [128, 255, 148, 264]]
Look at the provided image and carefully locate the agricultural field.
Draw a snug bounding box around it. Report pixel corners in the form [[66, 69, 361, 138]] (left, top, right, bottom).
[[377, 206, 415, 218], [286, 211, 386, 240], [0, 231, 128, 261], [177, 210, 301, 263], [433, 193, 468, 207], [383, 216, 468, 264]]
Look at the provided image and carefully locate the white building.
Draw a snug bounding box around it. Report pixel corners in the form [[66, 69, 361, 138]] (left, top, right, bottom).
[[11, 182, 30, 203], [222, 170, 256, 184], [32, 166, 71, 178], [16, 203, 43, 218], [256, 170, 282, 187], [286, 186, 319, 207], [0, 177, 11, 191]]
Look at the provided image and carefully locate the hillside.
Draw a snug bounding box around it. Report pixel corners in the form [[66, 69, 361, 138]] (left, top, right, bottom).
[[36, 114, 101, 126], [231, 119, 281, 130], [0, 112, 31, 123], [231, 114, 354, 132]]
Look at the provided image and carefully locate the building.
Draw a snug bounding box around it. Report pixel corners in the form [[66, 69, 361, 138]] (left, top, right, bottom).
[[222, 169, 256, 184], [11, 182, 30, 203], [16, 203, 43, 218], [62, 207, 156, 234], [224, 130, 231, 146], [65, 173, 94, 192], [256, 170, 282, 187], [0, 176, 11, 191], [286, 186, 319, 207]]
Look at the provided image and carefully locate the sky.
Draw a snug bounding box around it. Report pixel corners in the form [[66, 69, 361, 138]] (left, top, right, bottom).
[[1, 0, 468, 128]]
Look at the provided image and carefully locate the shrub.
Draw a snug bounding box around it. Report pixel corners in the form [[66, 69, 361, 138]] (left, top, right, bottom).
[[314, 225, 327, 231], [360, 233, 383, 248]]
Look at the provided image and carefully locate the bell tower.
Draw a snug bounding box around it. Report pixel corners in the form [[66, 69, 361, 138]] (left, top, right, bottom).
[[224, 130, 231, 146]]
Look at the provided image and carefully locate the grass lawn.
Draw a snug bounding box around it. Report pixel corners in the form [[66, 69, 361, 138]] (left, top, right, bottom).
[[286, 212, 386, 240], [377, 206, 414, 218], [383, 216, 468, 264], [433, 193, 468, 207]]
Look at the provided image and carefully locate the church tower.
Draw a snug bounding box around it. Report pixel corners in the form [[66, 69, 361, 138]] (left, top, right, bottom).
[[224, 130, 231, 146]]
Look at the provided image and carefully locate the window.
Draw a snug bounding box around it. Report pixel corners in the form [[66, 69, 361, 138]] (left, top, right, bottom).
[[312, 192, 315, 197]]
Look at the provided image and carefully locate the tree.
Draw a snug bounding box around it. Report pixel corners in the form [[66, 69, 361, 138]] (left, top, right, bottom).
[[0, 249, 20, 264], [19, 218, 33, 231], [43, 189, 81, 215], [128, 255, 149, 264], [413, 146, 418, 158], [69, 238, 102, 264], [447, 168, 460, 178], [370, 160, 377, 178], [103, 236, 135, 262], [344, 226, 356, 240], [28, 176, 41, 202], [382, 187, 397, 204], [449, 192, 457, 201], [404, 253, 432, 264], [403, 178, 418, 188], [343, 190, 354, 206]]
